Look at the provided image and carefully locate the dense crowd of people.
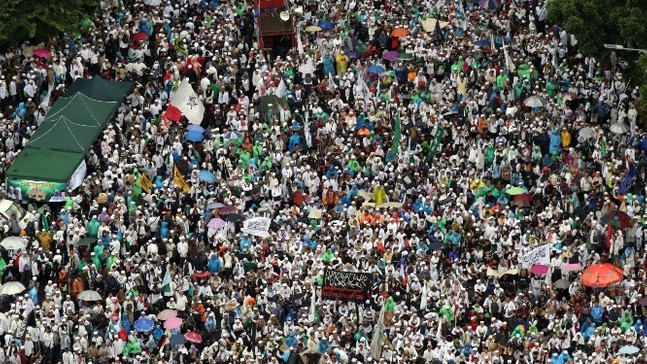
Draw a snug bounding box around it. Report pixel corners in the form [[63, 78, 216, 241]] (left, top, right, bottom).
[[0, 0, 645, 363]]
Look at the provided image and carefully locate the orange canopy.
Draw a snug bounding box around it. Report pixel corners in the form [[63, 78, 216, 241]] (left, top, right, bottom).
[[391, 28, 410, 37], [581, 263, 623, 288]]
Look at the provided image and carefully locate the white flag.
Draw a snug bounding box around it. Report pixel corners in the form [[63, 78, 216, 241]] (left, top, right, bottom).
[[503, 40, 516, 73], [297, 28, 304, 55], [518, 244, 551, 268], [170, 79, 204, 125], [241, 217, 271, 238], [368, 302, 385, 360], [274, 78, 287, 98]]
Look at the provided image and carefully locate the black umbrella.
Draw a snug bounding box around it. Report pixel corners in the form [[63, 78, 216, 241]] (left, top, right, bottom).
[[223, 214, 245, 223]]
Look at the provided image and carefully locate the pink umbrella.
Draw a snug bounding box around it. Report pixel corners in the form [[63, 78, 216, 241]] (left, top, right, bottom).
[[207, 218, 226, 229], [530, 264, 549, 275], [184, 331, 202, 344], [563, 263, 582, 271], [33, 48, 52, 58], [163, 316, 183, 329]]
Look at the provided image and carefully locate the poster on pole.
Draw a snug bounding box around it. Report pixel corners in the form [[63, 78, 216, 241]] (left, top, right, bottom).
[[241, 217, 271, 238], [518, 244, 551, 268], [322, 269, 372, 301]]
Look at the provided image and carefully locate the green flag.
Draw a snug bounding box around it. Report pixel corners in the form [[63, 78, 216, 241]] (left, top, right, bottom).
[[427, 126, 445, 161], [390, 112, 402, 155]]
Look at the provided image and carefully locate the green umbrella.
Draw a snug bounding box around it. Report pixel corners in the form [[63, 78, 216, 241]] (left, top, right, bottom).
[[397, 53, 414, 61], [505, 186, 526, 195]]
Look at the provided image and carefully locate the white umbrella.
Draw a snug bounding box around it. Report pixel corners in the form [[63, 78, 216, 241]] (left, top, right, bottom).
[[78, 290, 103, 301], [298, 63, 316, 74], [610, 122, 629, 135], [0, 236, 26, 250], [0, 281, 26, 296], [578, 127, 596, 142], [524, 96, 547, 108]]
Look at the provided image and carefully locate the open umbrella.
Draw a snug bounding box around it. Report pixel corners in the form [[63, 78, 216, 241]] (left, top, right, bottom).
[[473, 40, 490, 47], [169, 333, 186, 346], [317, 20, 334, 30], [0, 236, 26, 250], [164, 317, 183, 329], [224, 131, 243, 140], [22, 46, 36, 58], [578, 127, 596, 142], [530, 264, 549, 275], [186, 125, 205, 133], [223, 213, 245, 223], [512, 193, 533, 207], [207, 218, 226, 229], [132, 32, 149, 43], [198, 170, 216, 183], [206, 202, 225, 211], [298, 63, 316, 74], [0, 281, 26, 296], [479, 0, 501, 9], [581, 263, 623, 288], [423, 18, 449, 32], [601, 210, 634, 229], [134, 317, 155, 332], [610, 122, 630, 135], [563, 263, 582, 271], [391, 28, 410, 37], [383, 51, 399, 61], [505, 186, 526, 195], [78, 290, 102, 301], [347, 51, 358, 59], [33, 48, 52, 58], [157, 309, 178, 321], [184, 332, 202, 344], [367, 65, 386, 74], [218, 205, 238, 215], [524, 96, 547, 108], [77, 237, 97, 246], [186, 130, 205, 143], [618, 345, 640, 355], [553, 279, 570, 290], [397, 53, 413, 61], [305, 25, 322, 32]]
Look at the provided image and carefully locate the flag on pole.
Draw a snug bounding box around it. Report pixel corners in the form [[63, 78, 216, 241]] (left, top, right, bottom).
[[390, 111, 402, 155], [173, 165, 191, 193], [160, 268, 172, 293], [427, 126, 446, 160], [139, 173, 153, 193], [368, 301, 386, 360], [275, 78, 287, 98], [619, 162, 637, 195], [308, 288, 317, 323], [169, 79, 205, 125], [503, 40, 516, 72]]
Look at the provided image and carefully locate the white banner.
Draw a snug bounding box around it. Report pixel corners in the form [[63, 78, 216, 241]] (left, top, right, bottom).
[[518, 244, 551, 268], [241, 217, 271, 238], [170, 79, 204, 125], [68, 160, 87, 191]]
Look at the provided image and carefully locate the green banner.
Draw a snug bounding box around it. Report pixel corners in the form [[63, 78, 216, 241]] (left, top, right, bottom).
[[7, 178, 67, 202]]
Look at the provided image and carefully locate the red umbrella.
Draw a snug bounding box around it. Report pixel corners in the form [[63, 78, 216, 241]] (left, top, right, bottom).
[[218, 205, 238, 215], [131, 31, 149, 44], [581, 263, 623, 288], [184, 331, 202, 344], [33, 48, 52, 58], [513, 193, 533, 207], [530, 264, 549, 275]]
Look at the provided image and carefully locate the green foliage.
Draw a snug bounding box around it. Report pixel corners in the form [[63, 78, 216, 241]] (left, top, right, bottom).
[[548, 0, 647, 112], [0, 0, 101, 50]]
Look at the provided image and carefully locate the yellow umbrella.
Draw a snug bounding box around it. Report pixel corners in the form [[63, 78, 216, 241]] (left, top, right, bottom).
[[423, 18, 449, 32], [305, 26, 322, 32]]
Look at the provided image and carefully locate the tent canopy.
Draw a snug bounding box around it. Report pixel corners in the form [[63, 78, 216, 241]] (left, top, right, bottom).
[[64, 77, 133, 103], [5, 148, 85, 182]]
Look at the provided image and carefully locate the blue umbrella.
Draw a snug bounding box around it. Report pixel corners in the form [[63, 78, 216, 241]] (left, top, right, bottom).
[[473, 40, 489, 47], [318, 20, 334, 30], [186, 130, 205, 143], [618, 345, 640, 355], [169, 333, 186, 346], [134, 318, 154, 333], [224, 131, 243, 140], [367, 65, 386, 74], [347, 51, 358, 59], [198, 170, 216, 183], [186, 125, 205, 134]]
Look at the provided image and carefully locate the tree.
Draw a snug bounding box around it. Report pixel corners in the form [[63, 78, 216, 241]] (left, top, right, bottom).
[[548, 0, 647, 115], [0, 0, 101, 50]]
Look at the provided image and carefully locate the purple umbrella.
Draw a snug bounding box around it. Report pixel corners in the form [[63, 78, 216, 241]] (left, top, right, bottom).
[[383, 51, 398, 61], [207, 218, 226, 229], [347, 51, 359, 59]]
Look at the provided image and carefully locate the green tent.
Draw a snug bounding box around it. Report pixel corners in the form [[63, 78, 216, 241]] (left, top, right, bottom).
[[5, 78, 133, 201]]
